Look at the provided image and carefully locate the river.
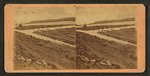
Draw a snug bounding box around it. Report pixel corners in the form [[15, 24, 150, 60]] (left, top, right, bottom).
[[77, 26, 137, 47]]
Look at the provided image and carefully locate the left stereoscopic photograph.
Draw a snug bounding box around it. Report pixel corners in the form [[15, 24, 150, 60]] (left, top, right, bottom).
[[13, 7, 76, 70]]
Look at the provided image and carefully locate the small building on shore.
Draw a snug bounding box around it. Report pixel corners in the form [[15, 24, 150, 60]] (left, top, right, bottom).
[[83, 23, 87, 27]]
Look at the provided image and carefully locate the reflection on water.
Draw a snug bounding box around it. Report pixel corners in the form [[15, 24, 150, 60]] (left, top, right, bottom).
[[14, 23, 136, 47], [77, 25, 137, 47], [14, 25, 76, 47]]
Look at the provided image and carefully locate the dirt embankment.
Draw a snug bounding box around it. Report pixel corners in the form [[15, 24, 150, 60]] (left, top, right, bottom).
[[13, 32, 76, 70], [76, 32, 137, 69], [76, 24, 134, 31], [15, 24, 74, 30]]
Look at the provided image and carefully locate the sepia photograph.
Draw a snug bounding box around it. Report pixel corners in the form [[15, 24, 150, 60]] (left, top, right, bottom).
[[13, 7, 76, 70], [76, 6, 137, 69], [4, 4, 145, 73]]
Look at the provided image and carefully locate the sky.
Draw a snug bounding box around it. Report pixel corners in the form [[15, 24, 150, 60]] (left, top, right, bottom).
[[14, 6, 136, 25], [76, 6, 136, 24], [14, 7, 75, 25]]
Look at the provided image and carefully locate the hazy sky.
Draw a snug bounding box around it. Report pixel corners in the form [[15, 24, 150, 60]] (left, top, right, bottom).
[[76, 6, 136, 24], [14, 7, 75, 24], [14, 6, 136, 25]]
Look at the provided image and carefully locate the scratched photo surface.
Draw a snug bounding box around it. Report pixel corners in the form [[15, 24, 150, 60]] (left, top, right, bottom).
[[13, 6, 137, 70], [13, 7, 76, 70], [76, 6, 137, 69]]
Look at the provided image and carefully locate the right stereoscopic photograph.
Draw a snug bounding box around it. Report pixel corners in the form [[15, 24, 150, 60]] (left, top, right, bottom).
[[76, 6, 137, 69]]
